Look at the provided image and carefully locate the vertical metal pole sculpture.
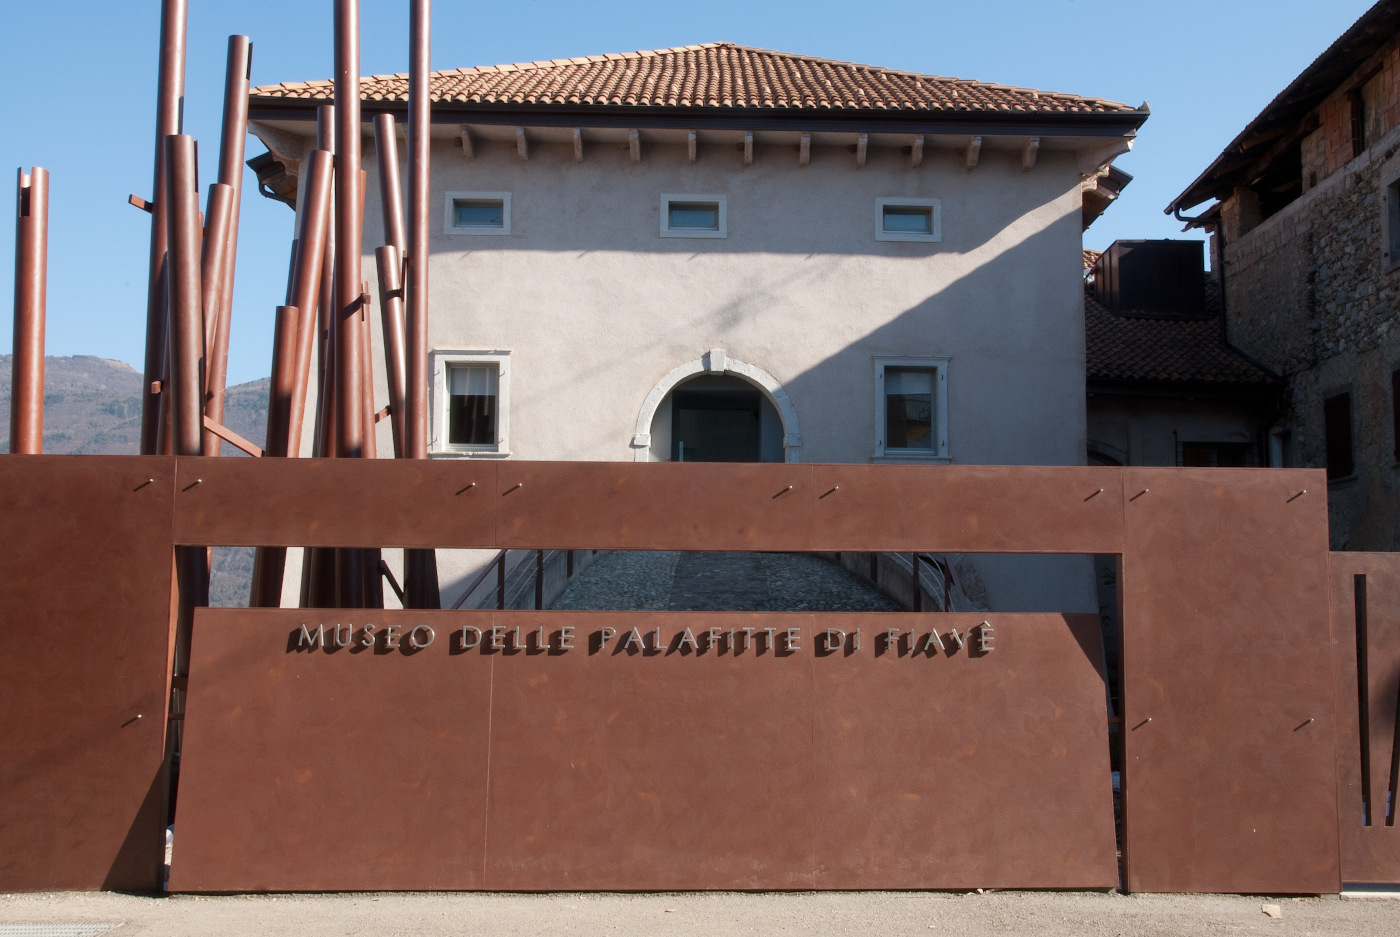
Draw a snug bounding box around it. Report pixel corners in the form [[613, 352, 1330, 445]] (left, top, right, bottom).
[[373, 114, 407, 458], [164, 135, 204, 458], [10, 168, 48, 454], [139, 0, 187, 454], [286, 151, 334, 457], [202, 35, 253, 455], [404, 0, 441, 608], [333, 0, 366, 606]]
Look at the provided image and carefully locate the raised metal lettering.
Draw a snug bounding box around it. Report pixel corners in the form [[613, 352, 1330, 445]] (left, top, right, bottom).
[[297, 624, 326, 648], [409, 625, 435, 649], [559, 625, 575, 650], [677, 627, 699, 652], [489, 625, 508, 650], [785, 627, 801, 651], [883, 627, 901, 653], [824, 628, 845, 652], [459, 625, 483, 649], [333, 624, 352, 647], [599, 626, 616, 649], [534, 624, 549, 651], [650, 627, 662, 651], [946, 627, 965, 650], [739, 626, 755, 651], [621, 627, 645, 651], [978, 622, 995, 652], [360, 624, 377, 647], [706, 626, 724, 652], [923, 629, 945, 653], [384, 625, 402, 649], [761, 626, 778, 651]]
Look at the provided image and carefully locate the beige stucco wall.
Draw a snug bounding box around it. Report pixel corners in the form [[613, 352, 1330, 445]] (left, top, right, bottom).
[[360, 134, 1090, 468], [286, 131, 1101, 613]]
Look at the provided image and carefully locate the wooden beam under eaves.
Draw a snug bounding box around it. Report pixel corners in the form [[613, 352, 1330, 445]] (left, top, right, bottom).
[[966, 136, 981, 170], [799, 132, 811, 166], [459, 125, 475, 160], [1022, 137, 1040, 171], [573, 128, 583, 162], [856, 133, 868, 167], [910, 134, 924, 169], [629, 129, 641, 163], [515, 127, 529, 161], [743, 132, 753, 165]]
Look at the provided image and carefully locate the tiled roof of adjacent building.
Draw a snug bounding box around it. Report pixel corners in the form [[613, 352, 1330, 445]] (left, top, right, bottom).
[[1085, 282, 1278, 386], [250, 42, 1141, 115]]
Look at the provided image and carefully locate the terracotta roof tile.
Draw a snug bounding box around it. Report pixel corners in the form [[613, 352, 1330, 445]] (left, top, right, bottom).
[[250, 42, 1138, 115], [1085, 283, 1277, 385]]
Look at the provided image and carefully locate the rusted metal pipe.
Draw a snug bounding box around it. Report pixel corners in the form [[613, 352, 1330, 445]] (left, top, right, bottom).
[[286, 150, 333, 457], [204, 35, 253, 455], [373, 114, 406, 256], [197, 182, 233, 454], [405, 0, 430, 462], [404, 0, 441, 610], [333, 0, 366, 607], [140, 0, 188, 454], [163, 134, 204, 458], [250, 303, 300, 607], [334, 0, 365, 464], [374, 245, 407, 458], [10, 168, 48, 454]]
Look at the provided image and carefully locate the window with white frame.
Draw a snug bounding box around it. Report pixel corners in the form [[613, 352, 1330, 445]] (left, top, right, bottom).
[[443, 191, 511, 236], [875, 197, 941, 243], [874, 357, 949, 460], [431, 351, 510, 456], [661, 193, 726, 238]]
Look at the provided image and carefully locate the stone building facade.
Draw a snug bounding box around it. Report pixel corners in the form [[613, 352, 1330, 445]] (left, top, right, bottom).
[[1169, 1, 1400, 550]]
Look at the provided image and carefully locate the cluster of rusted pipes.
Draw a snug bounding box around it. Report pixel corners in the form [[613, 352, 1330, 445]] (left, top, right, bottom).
[[8, 0, 440, 612]]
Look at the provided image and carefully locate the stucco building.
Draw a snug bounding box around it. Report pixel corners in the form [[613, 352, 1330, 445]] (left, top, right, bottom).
[[247, 43, 1147, 609], [1167, 1, 1400, 550]]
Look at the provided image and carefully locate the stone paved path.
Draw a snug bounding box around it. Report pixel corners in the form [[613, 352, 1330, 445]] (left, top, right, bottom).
[[554, 550, 898, 612]]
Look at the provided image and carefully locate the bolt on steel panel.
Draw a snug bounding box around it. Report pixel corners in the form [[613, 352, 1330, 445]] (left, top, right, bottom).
[[494, 462, 816, 551], [1120, 468, 1338, 894], [810, 465, 1125, 554], [171, 456, 497, 547], [171, 608, 1114, 892], [1329, 552, 1400, 885], [0, 456, 176, 891]]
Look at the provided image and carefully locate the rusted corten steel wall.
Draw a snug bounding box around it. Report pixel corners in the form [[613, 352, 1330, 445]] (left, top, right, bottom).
[[0, 457, 1359, 892], [170, 610, 1115, 892], [0, 457, 176, 891], [1330, 552, 1400, 884]]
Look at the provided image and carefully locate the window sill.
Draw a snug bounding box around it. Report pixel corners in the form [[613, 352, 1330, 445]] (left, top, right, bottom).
[[430, 448, 512, 460], [872, 453, 951, 464]]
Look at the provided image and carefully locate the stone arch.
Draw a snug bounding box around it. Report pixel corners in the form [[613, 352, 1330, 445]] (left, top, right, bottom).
[[630, 349, 803, 463]]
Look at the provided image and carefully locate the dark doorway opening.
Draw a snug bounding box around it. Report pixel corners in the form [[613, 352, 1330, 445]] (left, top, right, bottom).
[[669, 375, 781, 462]]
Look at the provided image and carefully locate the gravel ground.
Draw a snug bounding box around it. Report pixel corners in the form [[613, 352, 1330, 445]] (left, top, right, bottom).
[[554, 551, 897, 612], [2, 890, 1398, 937]]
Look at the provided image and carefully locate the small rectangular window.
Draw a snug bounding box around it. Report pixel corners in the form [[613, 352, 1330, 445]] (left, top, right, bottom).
[[1324, 392, 1355, 480], [432, 350, 511, 457], [1392, 370, 1400, 463], [875, 198, 941, 243], [448, 365, 498, 446], [884, 368, 935, 450], [874, 356, 949, 461], [455, 200, 504, 228], [443, 191, 510, 236], [668, 202, 719, 231], [882, 206, 933, 235], [660, 194, 726, 238]]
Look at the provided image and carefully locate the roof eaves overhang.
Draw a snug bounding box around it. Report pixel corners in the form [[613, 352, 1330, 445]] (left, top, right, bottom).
[[1166, 0, 1400, 217], [248, 98, 1149, 139], [1086, 377, 1283, 403]]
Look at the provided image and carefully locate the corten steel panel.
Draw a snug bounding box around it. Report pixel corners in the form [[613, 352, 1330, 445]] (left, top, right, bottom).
[[172, 609, 1115, 891], [1120, 468, 1339, 894], [171, 456, 496, 547], [0, 456, 176, 891], [170, 608, 492, 892], [494, 462, 817, 551], [810, 465, 1124, 554], [1329, 552, 1400, 884], [808, 613, 1117, 889]]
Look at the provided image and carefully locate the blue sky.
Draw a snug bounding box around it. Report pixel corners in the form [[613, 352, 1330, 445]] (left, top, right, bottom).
[[0, 0, 1377, 384]]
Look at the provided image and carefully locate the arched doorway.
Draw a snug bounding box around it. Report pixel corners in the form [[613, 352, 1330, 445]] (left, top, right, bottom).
[[631, 350, 801, 462]]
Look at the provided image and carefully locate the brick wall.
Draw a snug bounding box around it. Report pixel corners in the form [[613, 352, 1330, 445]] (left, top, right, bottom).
[[1221, 121, 1400, 549]]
